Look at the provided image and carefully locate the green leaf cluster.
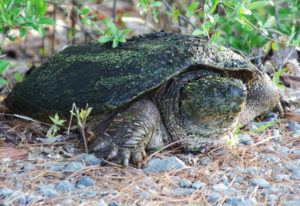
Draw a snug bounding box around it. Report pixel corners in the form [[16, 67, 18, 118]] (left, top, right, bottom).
[[137, 0, 162, 23], [98, 19, 131, 48], [0, 0, 56, 85]]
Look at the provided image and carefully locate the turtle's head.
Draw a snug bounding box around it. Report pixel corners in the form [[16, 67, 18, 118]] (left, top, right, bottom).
[[179, 75, 247, 131]]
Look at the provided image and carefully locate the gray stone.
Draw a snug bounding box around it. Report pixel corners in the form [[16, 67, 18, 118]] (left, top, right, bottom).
[[293, 149, 300, 158], [18, 196, 27, 205], [261, 154, 281, 163], [78, 189, 97, 197], [285, 161, 299, 172], [0, 188, 13, 198], [108, 201, 119, 206], [138, 192, 151, 199], [212, 183, 227, 192], [26, 194, 40, 203], [250, 178, 270, 188], [64, 161, 84, 174], [273, 145, 289, 156], [272, 129, 280, 136], [274, 174, 290, 181], [192, 181, 205, 189], [59, 199, 76, 206], [287, 122, 300, 131], [221, 175, 229, 186], [291, 131, 300, 138], [247, 167, 262, 175], [100, 190, 109, 196], [111, 190, 118, 195], [238, 134, 253, 145], [199, 156, 211, 166], [57, 180, 76, 192], [76, 153, 101, 165], [207, 191, 221, 203], [38, 185, 58, 196], [173, 188, 195, 196], [291, 169, 300, 180], [178, 179, 193, 188], [143, 157, 186, 174], [225, 196, 256, 206], [77, 176, 95, 187], [47, 165, 65, 172], [268, 194, 278, 202], [95, 200, 108, 206], [284, 199, 300, 206]]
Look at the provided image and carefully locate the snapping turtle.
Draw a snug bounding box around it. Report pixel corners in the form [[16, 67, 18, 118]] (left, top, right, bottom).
[[5, 32, 279, 167]]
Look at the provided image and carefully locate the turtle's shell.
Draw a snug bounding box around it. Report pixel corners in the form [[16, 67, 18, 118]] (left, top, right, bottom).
[[5, 32, 257, 121]]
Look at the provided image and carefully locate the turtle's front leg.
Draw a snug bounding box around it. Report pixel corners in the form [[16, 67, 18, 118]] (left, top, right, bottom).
[[90, 99, 163, 168]]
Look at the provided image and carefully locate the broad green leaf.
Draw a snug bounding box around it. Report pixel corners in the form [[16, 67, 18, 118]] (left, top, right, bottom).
[[15, 72, 22, 82], [19, 27, 26, 38], [192, 28, 203, 35], [248, 1, 268, 10], [151, 1, 162, 7], [271, 42, 278, 51], [118, 36, 126, 43], [120, 29, 131, 35], [188, 2, 199, 12], [79, 8, 90, 15], [38, 17, 56, 25], [263, 16, 275, 28], [98, 36, 112, 43], [81, 18, 92, 25], [0, 78, 8, 86], [0, 60, 9, 74]]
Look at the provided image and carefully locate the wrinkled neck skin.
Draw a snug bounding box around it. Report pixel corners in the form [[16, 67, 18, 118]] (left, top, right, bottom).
[[237, 71, 280, 125]]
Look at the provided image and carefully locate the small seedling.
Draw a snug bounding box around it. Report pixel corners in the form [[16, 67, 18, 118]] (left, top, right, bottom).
[[47, 113, 65, 147], [226, 125, 242, 148], [69, 103, 93, 153]]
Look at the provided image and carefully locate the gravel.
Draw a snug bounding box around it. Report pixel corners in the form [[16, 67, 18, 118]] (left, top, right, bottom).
[[143, 157, 186, 174], [250, 178, 270, 188]]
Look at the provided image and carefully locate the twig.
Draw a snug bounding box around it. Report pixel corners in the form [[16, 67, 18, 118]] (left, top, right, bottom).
[[113, 0, 117, 23], [162, 0, 197, 29]]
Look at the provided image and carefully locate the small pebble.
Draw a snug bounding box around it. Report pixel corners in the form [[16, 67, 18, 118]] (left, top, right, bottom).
[[95, 200, 108, 206], [291, 131, 300, 138], [173, 188, 195, 196], [287, 122, 300, 131], [261, 154, 281, 163], [76, 153, 101, 165], [290, 169, 300, 180], [225, 196, 256, 206], [47, 165, 65, 172], [238, 134, 253, 145], [178, 179, 193, 188], [57, 180, 76, 192], [285, 161, 299, 172], [144, 157, 186, 174], [0, 188, 13, 199], [272, 129, 280, 136], [17, 196, 27, 205], [273, 145, 289, 156], [78, 189, 97, 197], [192, 181, 205, 189], [207, 191, 221, 203], [77, 176, 95, 187], [64, 162, 84, 174], [212, 183, 227, 192], [221, 175, 229, 186], [284, 199, 300, 206], [250, 178, 270, 188], [293, 149, 300, 158], [111, 190, 118, 195], [199, 156, 211, 166], [274, 174, 290, 182], [108, 201, 120, 206], [38, 185, 58, 196]]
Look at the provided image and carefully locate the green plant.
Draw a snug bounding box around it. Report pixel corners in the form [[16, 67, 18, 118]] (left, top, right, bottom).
[[139, 0, 299, 53], [0, 0, 55, 85], [137, 0, 162, 23], [47, 113, 65, 145], [70, 103, 93, 153], [98, 19, 131, 48]]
